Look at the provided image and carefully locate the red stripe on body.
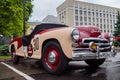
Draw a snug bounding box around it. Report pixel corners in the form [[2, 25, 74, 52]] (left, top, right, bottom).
[[10, 37, 22, 49]]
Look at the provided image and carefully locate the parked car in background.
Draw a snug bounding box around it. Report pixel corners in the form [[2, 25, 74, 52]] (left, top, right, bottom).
[[9, 23, 117, 74], [114, 36, 120, 42]]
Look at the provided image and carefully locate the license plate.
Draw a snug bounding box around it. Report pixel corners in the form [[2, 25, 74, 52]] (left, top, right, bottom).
[[99, 52, 111, 58]]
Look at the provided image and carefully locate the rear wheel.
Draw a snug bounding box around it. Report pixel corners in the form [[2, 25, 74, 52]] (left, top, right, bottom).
[[11, 46, 20, 64], [85, 59, 106, 67], [42, 41, 69, 75]]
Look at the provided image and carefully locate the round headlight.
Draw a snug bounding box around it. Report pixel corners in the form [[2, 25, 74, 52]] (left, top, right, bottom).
[[71, 29, 80, 41]]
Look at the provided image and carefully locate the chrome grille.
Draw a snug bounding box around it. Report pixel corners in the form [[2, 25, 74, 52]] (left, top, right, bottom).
[[82, 38, 110, 51]]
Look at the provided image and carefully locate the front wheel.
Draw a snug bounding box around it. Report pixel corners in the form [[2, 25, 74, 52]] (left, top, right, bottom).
[[42, 41, 69, 75], [11, 47, 20, 64], [85, 59, 106, 67]]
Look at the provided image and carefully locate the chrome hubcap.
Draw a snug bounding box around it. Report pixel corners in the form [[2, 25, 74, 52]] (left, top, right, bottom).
[[48, 52, 56, 64]]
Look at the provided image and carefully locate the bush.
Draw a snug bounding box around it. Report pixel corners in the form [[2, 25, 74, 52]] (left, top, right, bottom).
[[113, 40, 120, 47], [0, 44, 9, 56]]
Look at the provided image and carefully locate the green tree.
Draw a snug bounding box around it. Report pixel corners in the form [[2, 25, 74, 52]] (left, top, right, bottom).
[[114, 11, 120, 37], [0, 0, 33, 37]]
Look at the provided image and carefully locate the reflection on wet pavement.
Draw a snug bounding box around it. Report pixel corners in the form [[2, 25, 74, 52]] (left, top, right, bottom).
[[22, 60, 104, 80], [106, 62, 120, 80], [29, 60, 120, 80], [1, 52, 120, 80], [30, 64, 107, 80]]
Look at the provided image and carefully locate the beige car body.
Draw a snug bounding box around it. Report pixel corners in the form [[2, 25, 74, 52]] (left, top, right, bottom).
[[9, 27, 74, 59]]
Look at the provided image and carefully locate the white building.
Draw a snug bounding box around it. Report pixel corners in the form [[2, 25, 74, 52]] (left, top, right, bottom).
[[57, 0, 120, 33]]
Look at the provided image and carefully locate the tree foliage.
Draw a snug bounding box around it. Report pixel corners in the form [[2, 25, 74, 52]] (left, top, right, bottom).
[[0, 0, 33, 37], [114, 11, 120, 37]]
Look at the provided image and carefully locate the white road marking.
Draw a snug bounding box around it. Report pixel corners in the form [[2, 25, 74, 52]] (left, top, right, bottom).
[[1, 62, 35, 80]]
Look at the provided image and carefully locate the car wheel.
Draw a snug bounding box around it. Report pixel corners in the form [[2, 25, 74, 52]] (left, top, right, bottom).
[[85, 59, 106, 67], [42, 41, 69, 75], [11, 47, 20, 64]]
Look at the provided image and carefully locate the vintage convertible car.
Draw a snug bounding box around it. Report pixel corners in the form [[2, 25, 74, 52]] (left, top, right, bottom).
[[9, 23, 117, 74]]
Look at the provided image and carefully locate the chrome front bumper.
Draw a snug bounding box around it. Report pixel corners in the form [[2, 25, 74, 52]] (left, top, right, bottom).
[[72, 47, 117, 60]]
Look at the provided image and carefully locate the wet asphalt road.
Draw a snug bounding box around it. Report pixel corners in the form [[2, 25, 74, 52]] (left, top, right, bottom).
[[0, 52, 120, 80]]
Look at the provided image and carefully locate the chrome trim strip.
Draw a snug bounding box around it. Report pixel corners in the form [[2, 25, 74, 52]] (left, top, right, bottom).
[[73, 46, 110, 51], [73, 48, 89, 51]]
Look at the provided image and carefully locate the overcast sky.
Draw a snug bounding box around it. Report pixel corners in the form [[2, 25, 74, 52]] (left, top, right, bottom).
[[29, 0, 120, 22]]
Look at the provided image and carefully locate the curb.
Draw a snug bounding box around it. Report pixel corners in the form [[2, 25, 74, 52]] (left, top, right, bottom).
[[0, 58, 12, 62]]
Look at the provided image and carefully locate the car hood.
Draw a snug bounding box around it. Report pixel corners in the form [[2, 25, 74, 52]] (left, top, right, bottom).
[[77, 26, 101, 38]]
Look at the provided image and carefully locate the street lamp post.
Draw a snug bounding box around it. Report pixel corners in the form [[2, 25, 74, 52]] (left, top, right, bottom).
[[23, 0, 26, 36]]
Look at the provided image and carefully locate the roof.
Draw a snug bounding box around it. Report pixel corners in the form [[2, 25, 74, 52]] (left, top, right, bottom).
[[42, 15, 58, 23]]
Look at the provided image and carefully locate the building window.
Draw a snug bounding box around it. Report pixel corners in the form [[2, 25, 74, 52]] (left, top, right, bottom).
[[103, 14, 105, 17], [75, 6, 78, 9], [96, 12, 98, 17], [96, 18, 98, 22], [111, 30, 113, 33], [93, 18, 95, 22], [104, 19, 105, 23], [110, 14, 112, 19], [76, 22, 79, 26], [75, 9, 78, 14], [89, 17, 91, 22], [80, 16, 82, 21], [80, 10, 82, 15], [97, 24, 99, 27], [84, 17, 87, 21], [92, 12, 94, 16], [88, 11, 91, 16], [62, 15, 64, 18], [113, 20, 115, 23], [110, 20, 112, 23], [107, 20, 109, 23], [84, 11, 86, 15], [104, 25, 106, 28], [104, 30, 106, 33], [100, 13, 102, 17], [107, 14, 108, 18], [64, 11, 66, 16], [75, 16, 78, 21], [80, 23, 83, 25], [100, 19, 102, 23], [113, 15, 115, 18], [111, 25, 112, 29]]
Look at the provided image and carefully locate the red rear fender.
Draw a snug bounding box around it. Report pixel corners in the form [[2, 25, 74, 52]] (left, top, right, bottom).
[[10, 37, 22, 49]]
